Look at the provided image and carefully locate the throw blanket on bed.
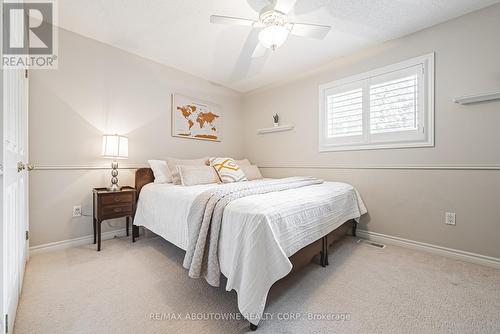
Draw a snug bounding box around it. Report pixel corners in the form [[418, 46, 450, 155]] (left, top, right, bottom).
[[182, 177, 323, 286]]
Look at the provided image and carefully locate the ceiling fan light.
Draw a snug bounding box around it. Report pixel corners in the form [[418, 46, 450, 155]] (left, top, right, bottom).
[[258, 25, 289, 50]]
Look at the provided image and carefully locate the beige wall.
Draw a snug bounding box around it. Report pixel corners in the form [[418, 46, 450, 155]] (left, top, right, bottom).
[[29, 28, 244, 246], [30, 5, 500, 260], [242, 5, 500, 258]]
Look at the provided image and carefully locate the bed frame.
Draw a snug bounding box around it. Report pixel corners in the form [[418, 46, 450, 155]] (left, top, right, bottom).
[[132, 168, 357, 331]]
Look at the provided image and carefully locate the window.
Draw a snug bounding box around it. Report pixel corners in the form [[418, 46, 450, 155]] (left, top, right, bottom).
[[319, 54, 434, 152]]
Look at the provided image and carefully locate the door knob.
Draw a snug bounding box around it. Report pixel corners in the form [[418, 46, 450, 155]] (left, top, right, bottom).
[[17, 161, 26, 173], [27, 163, 34, 171]]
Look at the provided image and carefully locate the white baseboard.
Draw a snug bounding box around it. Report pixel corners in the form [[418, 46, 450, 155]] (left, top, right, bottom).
[[357, 229, 500, 269], [29, 228, 127, 255]]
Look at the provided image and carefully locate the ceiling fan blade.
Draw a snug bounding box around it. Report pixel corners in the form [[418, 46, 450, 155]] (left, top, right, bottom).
[[251, 43, 269, 58], [247, 0, 273, 13], [288, 23, 331, 39], [230, 29, 269, 82], [274, 0, 297, 14], [210, 15, 256, 26]]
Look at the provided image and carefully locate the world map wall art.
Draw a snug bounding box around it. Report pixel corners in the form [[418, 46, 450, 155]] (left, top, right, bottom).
[[172, 94, 222, 142]]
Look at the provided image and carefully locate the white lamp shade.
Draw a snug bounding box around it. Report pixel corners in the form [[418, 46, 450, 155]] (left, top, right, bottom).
[[258, 25, 289, 50], [101, 135, 128, 159]]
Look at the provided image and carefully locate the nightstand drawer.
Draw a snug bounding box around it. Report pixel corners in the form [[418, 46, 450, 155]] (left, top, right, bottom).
[[100, 192, 134, 205], [101, 203, 134, 217]]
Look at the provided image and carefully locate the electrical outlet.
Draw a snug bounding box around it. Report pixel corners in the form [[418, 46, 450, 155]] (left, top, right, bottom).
[[445, 212, 456, 225], [72, 205, 82, 217]]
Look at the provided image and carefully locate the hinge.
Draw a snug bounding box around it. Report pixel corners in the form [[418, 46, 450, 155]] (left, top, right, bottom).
[[422, 126, 425, 134], [5, 314, 8, 334], [24, 69, 28, 78], [26, 231, 29, 241]]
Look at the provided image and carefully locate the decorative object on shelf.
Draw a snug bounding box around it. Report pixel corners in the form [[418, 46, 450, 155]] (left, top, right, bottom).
[[273, 114, 279, 127], [453, 91, 500, 105], [257, 124, 294, 134], [172, 94, 222, 142], [101, 134, 128, 191]]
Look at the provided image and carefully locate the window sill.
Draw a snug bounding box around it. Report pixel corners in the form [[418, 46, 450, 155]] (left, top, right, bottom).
[[319, 140, 434, 152]]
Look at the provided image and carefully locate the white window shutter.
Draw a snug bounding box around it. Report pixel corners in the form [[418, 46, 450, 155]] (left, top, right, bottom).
[[369, 74, 418, 134], [319, 53, 434, 152], [327, 88, 363, 138]]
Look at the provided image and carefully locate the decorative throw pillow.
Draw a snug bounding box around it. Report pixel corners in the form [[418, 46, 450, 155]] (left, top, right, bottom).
[[209, 157, 247, 183], [176, 165, 221, 186], [171, 170, 182, 185], [165, 157, 209, 181], [240, 165, 263, 181], [148, 160, 172, 183]]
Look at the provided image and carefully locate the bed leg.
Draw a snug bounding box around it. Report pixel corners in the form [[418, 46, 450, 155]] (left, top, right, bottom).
[[324, 235, 329, 266], [250, 323, 258, 331], [352, 220, 357, 237], [320, 236, 328, 267], [320, 236, 324, 267], [320, 237, 325, 267]]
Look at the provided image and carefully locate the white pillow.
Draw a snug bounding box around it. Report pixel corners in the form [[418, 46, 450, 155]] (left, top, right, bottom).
[[166, 157, 209, 176], [148, 160, 172, 183], [177, 165, 221, 186], [209, 157, 247, 183], [240, 165, 263, 181], [235, 158, 251, 166]]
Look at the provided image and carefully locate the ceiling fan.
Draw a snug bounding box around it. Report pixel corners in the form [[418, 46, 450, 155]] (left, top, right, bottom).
[[210, 0, 331, 57]]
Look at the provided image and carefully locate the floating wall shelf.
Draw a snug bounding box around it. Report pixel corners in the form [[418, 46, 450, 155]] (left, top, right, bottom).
[[257, 124, 294, 134], [453, 91, 500, 105]]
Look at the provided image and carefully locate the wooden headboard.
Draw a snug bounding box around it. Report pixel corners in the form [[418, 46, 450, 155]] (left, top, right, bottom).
[[135, 168, 154, 199]]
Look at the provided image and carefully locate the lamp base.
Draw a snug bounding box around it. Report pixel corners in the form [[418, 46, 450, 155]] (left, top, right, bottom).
[[107, 161, 121, 191]]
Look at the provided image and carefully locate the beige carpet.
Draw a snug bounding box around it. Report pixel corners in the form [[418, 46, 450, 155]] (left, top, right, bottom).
[[14, 236, 500, 334]]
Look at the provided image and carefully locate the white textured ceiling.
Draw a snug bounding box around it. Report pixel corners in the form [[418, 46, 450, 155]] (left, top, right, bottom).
[[58, 0, 500, 92]]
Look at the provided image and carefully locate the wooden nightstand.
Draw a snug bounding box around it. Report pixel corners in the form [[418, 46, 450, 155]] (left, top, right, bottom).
[[92, 186, 137, 251]]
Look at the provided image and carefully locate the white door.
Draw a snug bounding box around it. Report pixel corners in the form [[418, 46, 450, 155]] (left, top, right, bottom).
[[1, 66, 29, 334]]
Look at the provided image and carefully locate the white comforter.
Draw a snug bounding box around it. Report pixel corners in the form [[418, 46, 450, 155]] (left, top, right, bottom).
[[134, 179, 366, 325]]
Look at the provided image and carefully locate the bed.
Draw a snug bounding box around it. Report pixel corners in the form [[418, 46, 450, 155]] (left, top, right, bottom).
[[132, 168, 366, 330]]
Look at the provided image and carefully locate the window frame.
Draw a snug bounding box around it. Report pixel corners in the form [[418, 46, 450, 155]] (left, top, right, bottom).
[[319, 53, 434, 152]]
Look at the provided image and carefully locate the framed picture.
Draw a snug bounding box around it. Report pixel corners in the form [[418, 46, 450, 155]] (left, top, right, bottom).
[[171, 94, 222, 142]]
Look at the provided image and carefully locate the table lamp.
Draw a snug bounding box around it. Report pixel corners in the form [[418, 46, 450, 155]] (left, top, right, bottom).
[[101, 134, 128, 191]]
